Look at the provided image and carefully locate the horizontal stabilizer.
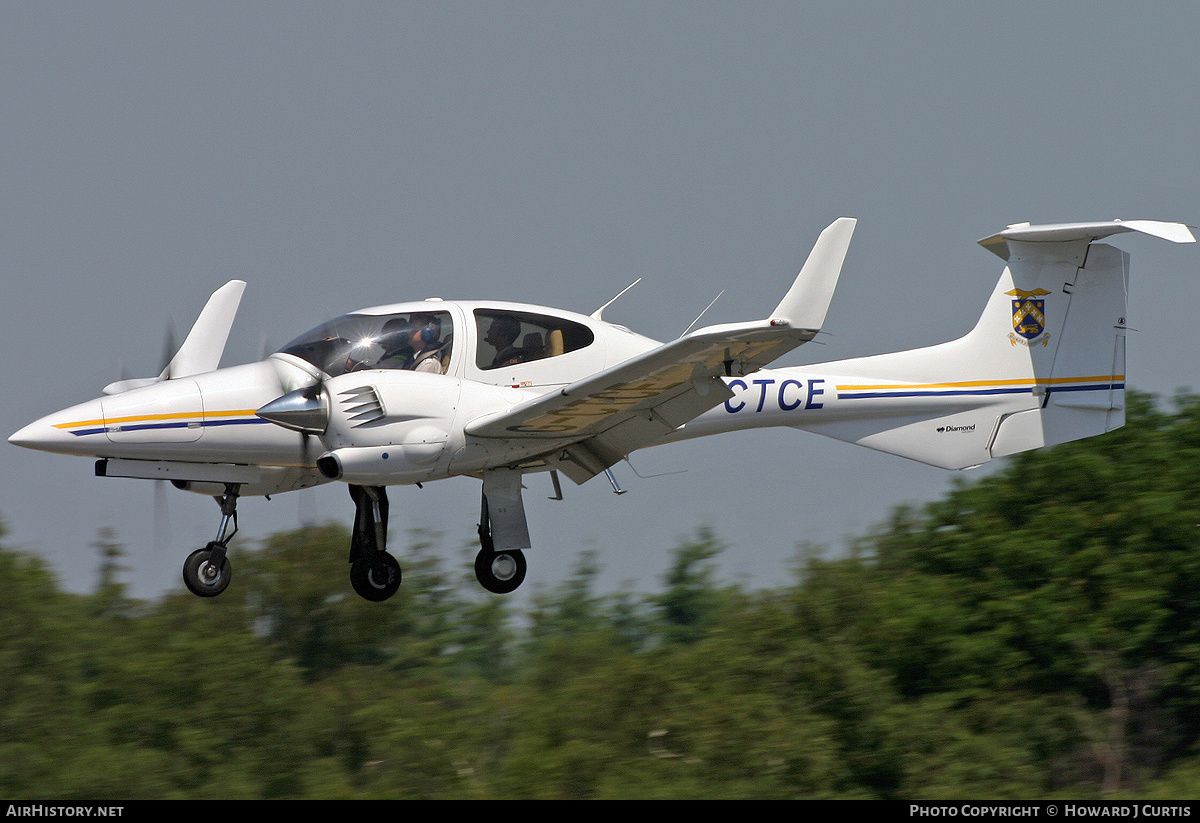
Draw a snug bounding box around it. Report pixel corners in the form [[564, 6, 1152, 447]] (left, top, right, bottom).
[[979, 219, 1194, 260]]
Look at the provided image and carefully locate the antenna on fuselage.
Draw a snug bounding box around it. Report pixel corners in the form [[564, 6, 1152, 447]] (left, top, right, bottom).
[[680, 290, 725, 337], [590, 278, 642, 321]]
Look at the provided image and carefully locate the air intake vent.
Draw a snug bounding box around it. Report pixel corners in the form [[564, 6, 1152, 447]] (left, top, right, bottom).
[[339, 386, 384, 426]]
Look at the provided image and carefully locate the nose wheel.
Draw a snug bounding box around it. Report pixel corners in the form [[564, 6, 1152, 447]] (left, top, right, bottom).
[[183, 544, 233, 597], [182, 483, 239, 598]]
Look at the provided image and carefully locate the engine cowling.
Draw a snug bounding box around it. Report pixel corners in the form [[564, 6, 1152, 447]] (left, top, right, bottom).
[[313, 370, 462, 483]]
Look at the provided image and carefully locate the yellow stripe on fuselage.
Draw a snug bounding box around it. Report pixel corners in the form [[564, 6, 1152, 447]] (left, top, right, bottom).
[[836, 375, 1123, 392], [54, 409, 260, 430]]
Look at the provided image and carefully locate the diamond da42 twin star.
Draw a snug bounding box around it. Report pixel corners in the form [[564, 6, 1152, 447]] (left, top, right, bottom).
[[10, 218, 1195, 600]]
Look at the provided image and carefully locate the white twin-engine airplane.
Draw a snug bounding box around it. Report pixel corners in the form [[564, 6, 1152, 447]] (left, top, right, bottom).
[[10, 218, 1195, 600]]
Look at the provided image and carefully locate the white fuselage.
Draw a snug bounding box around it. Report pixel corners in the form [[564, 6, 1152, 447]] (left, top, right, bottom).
[[11, 343, 1050, 493]]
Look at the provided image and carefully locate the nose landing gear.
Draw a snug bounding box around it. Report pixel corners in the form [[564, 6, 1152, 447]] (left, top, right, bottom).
[[183, 545, 232, 597], [182, 483, 239, 598]]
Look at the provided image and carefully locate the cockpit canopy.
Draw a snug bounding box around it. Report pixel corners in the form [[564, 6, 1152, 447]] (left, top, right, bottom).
[[277, 303, 605, 384], [277, 310, 453, 378]]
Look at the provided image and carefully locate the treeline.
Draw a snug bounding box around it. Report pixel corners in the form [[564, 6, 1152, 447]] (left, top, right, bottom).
[[5, 392, 1200, 798]]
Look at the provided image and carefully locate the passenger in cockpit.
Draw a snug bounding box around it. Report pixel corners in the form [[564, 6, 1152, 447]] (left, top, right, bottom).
[[375, 314, 448, 374], [408, 313, 447, 374], [485, 315, 525, 369]]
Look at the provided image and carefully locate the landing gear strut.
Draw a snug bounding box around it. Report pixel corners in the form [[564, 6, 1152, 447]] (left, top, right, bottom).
[[182, 483, 240, 597], [348, 484, 401, 601], [474, 469, 529, 594]]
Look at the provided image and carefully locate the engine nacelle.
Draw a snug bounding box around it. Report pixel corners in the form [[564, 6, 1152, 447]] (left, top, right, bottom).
[[313, 370, 465, 483], [319, 440, 451, 485]]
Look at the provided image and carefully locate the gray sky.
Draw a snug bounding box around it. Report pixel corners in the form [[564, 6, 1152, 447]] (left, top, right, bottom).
[[4, 2, 1198, 600]]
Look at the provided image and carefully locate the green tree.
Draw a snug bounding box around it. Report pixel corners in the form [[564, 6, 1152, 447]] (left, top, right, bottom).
[[805, 392, 1200, 795], [654, 527, 727, 645], [0, 523, 93, 796], [234, 523, 508, 680]]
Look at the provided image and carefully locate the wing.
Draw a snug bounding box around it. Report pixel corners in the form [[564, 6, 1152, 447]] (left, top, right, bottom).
[[465, 217, 856, 482]]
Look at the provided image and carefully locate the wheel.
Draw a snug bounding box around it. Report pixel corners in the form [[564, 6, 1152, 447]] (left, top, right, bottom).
[[474, 549, 527, 594], [183, 545, 232, 597], [350, 553, 401, 602]]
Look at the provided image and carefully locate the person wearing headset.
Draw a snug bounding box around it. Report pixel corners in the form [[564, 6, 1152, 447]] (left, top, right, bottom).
[[376, 313, 447, 374], [407, 313, 447, 374], [484, 315, 526, 369]]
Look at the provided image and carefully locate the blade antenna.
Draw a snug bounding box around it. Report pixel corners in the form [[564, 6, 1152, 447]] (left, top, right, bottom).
[[681, 290, 725, 337], [591, 278, 642, 321]]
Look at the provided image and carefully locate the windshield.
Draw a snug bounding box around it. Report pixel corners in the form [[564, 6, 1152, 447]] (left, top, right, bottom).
[[277, 311, 453, 377]]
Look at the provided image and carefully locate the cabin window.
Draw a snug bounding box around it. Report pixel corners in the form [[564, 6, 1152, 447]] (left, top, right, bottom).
[[474, 310, 594, 370]]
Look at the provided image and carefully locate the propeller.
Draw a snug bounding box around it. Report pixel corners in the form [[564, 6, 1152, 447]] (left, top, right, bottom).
[[155, 320, 183, 548], [153, 475, 172, 551], [108, 321, 182, 544], [297, 381, 327, 469], [103, 320, 178, 395], [257, 370, 332, 470]]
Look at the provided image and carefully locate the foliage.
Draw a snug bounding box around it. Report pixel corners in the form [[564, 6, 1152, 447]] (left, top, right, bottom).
[[5, 392, 1200, 797]]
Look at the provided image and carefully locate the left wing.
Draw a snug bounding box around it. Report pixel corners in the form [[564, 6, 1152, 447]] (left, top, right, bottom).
[[466, 217, 856, 481]]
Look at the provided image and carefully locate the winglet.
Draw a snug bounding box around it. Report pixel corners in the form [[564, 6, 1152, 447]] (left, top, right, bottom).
[[161, 280, 247, 379], [769, 217, 856, 330]]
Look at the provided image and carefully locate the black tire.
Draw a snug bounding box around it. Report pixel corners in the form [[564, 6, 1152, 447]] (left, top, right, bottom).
[[474, 549, 527, 594], [183, 546, 232, 597], [350, 553, 401, 602]]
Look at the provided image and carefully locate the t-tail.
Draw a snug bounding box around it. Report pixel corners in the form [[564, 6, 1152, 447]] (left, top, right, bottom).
[[685, 220, 1195, 470], [792, 220, 1196, 468]]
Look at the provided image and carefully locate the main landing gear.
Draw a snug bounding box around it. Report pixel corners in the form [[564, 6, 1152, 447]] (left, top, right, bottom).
[[473, 467, 529, 594], [343, 472, 531, 600], [347, 484, 401, 602], [475, 497, 527, 594], [180, 472, 535, 602], [343, 473, 530, 600], [182, 483, 239, 597]]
